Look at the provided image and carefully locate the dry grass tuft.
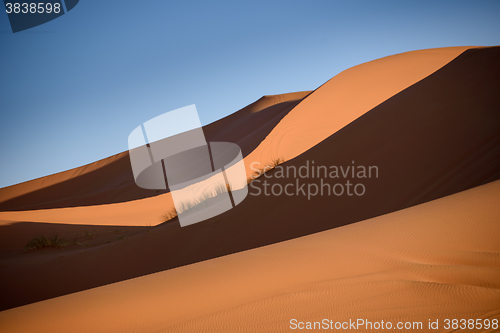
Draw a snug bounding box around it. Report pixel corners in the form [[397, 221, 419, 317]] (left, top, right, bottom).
[[25, 235, 67, 251], [249, 157, 285, 183]]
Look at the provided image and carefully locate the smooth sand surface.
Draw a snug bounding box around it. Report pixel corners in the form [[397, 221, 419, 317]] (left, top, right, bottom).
[[0, 179, 498, 333], [0, 46, 498, 311], [243, 46, 471, 171], [0, 47, 471, 226], [0, 193, 170, 226]]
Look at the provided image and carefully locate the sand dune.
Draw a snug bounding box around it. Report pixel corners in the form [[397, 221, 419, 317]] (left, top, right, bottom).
[[0, 92, 309, 226], [0, 92, 310, 211], [0, 47, 472, 226], [0, 219, 148, 253], [0, 46, 498, 311], [243, 46, 471, 171], [1, 179, 498, 333], [0, 193, 170, 227]]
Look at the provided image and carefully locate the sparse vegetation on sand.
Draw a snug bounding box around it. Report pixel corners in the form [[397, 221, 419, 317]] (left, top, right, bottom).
[[25, 235, 67, 251], [249, 157, 285, 183]]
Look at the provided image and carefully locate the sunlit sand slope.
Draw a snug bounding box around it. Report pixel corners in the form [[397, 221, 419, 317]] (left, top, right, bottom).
[[244, 46, 471, 170], [0, 47, 473, 226], [0, 47, 498, 312], [1, 180, 498, 333]]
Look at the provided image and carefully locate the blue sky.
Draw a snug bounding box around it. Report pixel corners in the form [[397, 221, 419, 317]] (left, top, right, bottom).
[[1, 0, 499, 188]]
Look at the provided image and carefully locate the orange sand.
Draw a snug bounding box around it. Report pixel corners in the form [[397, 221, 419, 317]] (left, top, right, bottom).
[[0, 180, 498, 333], [0, 47, 471, 226]]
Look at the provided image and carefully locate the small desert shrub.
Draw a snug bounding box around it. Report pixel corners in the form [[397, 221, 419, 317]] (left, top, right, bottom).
[[250, 157, 285, 181], [269, 157, 284, 168], [25, 235, 66, 251]]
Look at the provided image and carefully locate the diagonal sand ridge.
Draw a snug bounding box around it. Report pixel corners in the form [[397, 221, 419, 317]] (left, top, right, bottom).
[[0, 47, 471, 226]]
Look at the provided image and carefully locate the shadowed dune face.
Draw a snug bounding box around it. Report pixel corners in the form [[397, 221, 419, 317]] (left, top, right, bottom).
[[0, 179, 498, 333], [0, 46, 498, 311], [0, 47, 469, 213], [0, 47, 470, 225], [0, 220, 148, 253], [243, 46, 471, 172], [0, 92, 310, 211]]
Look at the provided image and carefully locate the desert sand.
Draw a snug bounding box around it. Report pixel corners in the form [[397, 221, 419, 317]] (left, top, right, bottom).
[[0, 92, 310, 211], [243, 46, 472, 170], [0, 179, 498, 332], [0, 46, 499, 331], [0, 47, 472, 227]]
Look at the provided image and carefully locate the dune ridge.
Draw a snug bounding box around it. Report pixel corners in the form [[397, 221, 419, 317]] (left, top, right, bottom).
[[0, 46, 498, 311], [0, 47, 473, 226], [243, 46, 471, 171]]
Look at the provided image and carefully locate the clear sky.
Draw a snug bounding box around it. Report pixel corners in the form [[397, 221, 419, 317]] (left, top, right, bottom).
[[1, 0, 499, 189]]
